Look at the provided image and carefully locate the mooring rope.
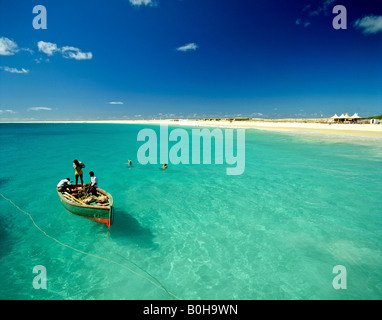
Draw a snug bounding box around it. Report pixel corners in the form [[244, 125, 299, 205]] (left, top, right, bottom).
[[95, 230, 173, 298], [0, 192, 182, 300]]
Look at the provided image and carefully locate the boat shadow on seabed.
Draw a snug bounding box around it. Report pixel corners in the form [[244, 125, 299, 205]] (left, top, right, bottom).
[[93, 209, 158, 250]]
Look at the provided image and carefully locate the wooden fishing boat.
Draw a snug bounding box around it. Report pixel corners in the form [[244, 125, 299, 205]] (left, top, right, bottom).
[[57, 186, 114, 228]]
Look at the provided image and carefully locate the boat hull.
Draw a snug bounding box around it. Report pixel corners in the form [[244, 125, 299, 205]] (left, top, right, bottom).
[[58, 188, 114, 228]]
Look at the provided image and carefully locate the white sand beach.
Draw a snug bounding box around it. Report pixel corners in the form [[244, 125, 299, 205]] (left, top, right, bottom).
[[2, 119, 382, 137], [172, 120, 382, 138]]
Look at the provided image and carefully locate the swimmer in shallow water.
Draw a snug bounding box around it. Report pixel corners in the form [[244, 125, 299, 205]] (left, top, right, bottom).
[[161, 163, 168, 170]]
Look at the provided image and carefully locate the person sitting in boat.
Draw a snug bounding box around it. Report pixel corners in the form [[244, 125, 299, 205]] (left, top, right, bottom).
[[88, 171, 98, 196], [57, 178, 72, 193], [73, 159, 85, 188]]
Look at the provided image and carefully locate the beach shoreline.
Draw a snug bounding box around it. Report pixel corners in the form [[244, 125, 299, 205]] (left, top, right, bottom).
[[1, 119, 382, 138]]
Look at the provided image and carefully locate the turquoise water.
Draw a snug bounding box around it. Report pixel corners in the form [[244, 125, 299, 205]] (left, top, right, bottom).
[[0, 123, 381, 300]]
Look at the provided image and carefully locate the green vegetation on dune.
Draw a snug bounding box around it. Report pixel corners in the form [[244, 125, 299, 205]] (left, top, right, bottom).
[[366, 115, 382, 119]]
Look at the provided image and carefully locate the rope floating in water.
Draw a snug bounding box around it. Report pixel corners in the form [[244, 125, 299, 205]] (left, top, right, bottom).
[[0, 192, 182, 300]]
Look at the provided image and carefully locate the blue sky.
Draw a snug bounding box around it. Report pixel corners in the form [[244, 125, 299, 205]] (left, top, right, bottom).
[[0, 0, 381, 120]]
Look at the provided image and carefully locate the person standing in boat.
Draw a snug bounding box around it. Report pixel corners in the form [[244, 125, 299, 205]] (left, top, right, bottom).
[[88, 171, 98, 196], [73, 159, 85, 188]]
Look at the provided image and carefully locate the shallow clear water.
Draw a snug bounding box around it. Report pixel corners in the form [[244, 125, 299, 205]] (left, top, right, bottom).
[[0, 123, 381, 300]]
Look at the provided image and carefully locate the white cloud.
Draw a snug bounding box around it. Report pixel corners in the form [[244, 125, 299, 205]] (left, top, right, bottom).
[[109, 102, 124, 104], [176, 43, 198, 52], [302, 4, 311, 12], [21, 48, 34, 54], [28, 107, 52, 111], [129, 0, 155, 6], [296, 0, 337, 27], [37, 41, 92, 60], [37, 41, 59, 56], [0, 66, 29, 74], [354, 15, 382, 35], [61, 46, 93, 60], [0, 37, 19, 56], [0, 109, 17, 114], [309, 0, 337, 16]]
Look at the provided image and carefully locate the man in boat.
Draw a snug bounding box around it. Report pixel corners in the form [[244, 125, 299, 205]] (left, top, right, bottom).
[[83, 172, 109, 206], [57, 178, 72, 193], [88, 171, 98, 196], [73, 159, 85, 188]]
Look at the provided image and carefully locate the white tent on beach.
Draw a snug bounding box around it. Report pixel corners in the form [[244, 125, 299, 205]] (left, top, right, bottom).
[[330, 114, 340, 122], [331, 113, 362, 123], [337, 113, 351, 122]]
